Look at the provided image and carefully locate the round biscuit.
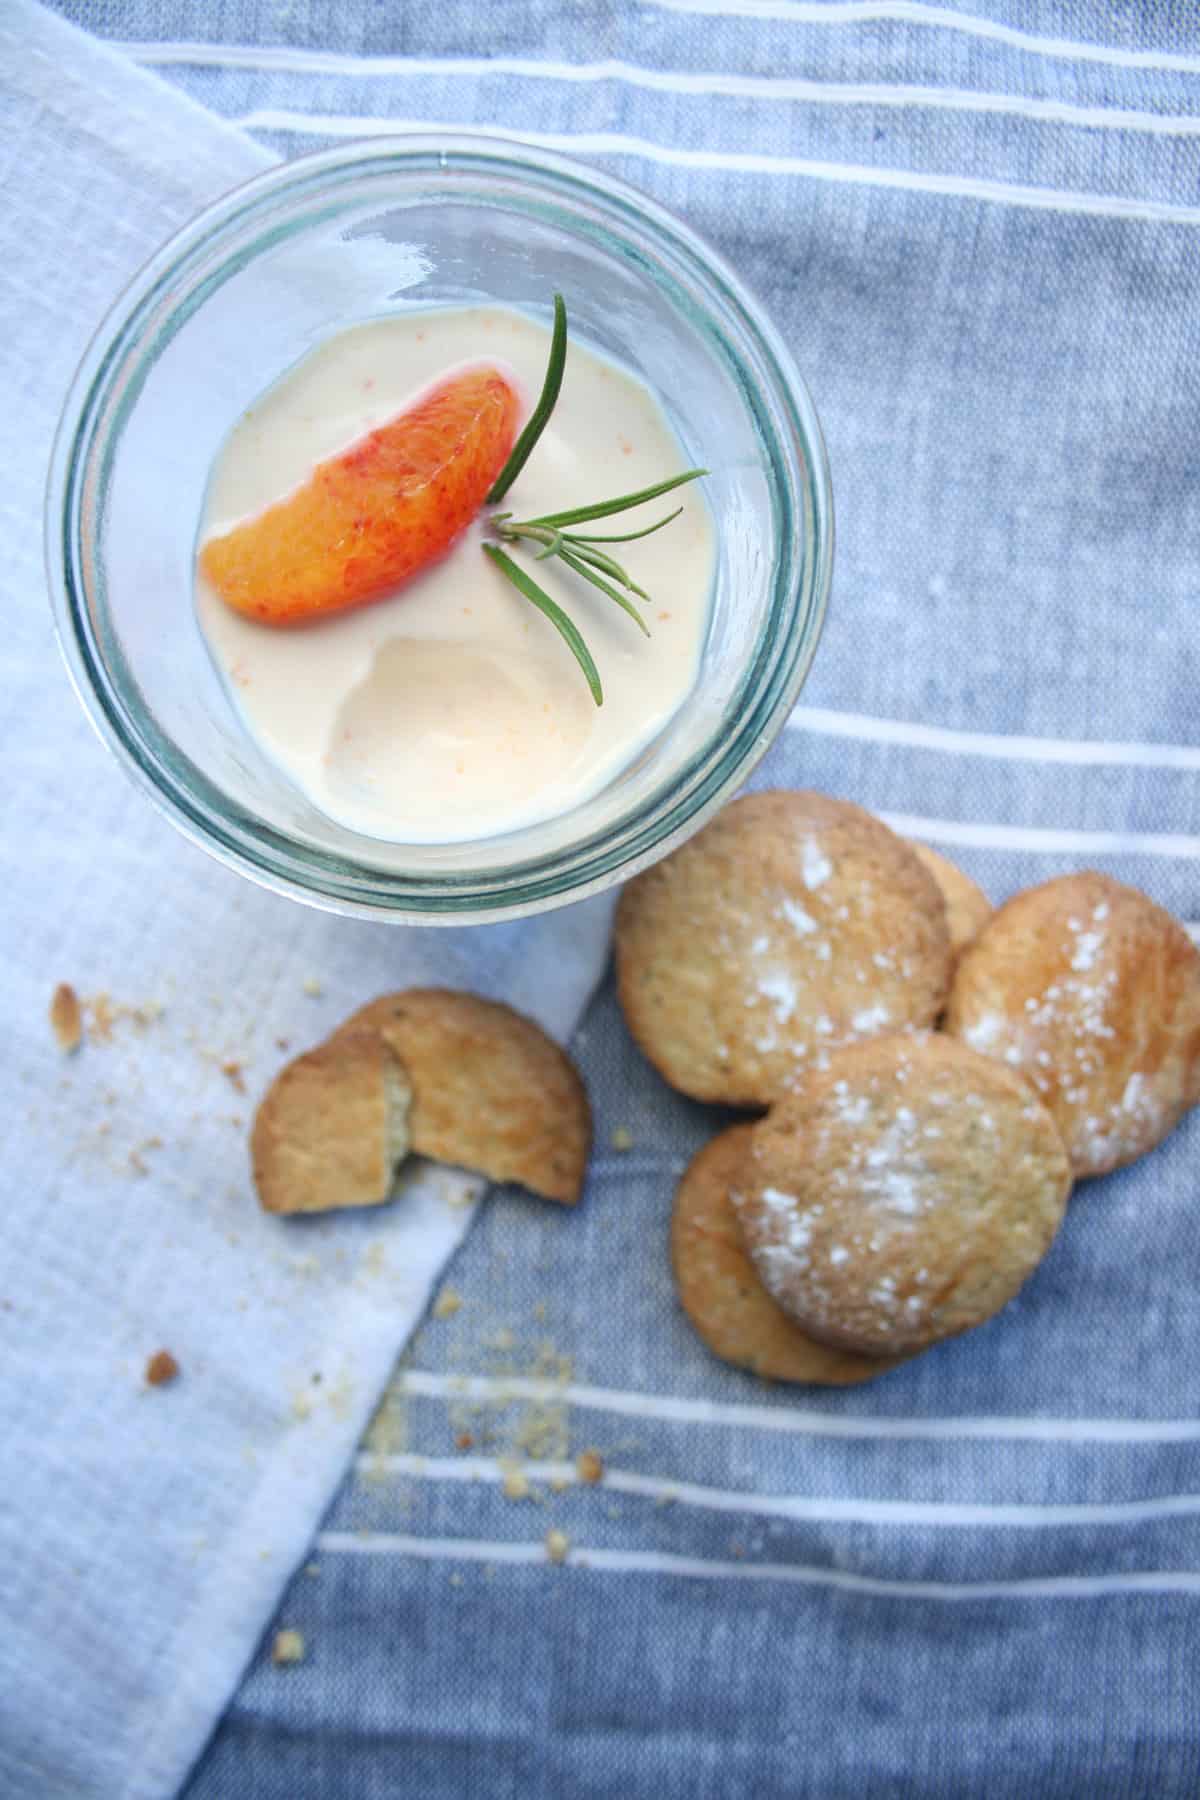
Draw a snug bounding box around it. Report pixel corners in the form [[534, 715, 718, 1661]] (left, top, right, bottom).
[[672, 1125, 907, 1384], [911, 844, 992, 958], [616, 791, 953, 1106], [334, 988, 590, 1204], [945, 872, 1200, 1177], [736, 1034, 1071, 1355]]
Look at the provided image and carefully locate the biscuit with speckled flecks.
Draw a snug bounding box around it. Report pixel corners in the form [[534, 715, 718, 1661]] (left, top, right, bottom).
[[672, 1125, 908, 1383], [911, 844, 991, 959], [945, 872, 1200, 1177], [252, 1030, 412, 1215], [334, 989, 590, 1204], [735, 1034, 1071, 1356], [615, 791, 953, 1106]]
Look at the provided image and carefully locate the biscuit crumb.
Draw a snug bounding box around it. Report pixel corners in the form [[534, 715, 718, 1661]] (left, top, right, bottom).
[[576, 1449, 604, 1485], [502, 1464, 531, 1501], [86, 993, 116, 1042], [433, 1286, 463, 1320], [611, 1126, 634, 1152], [50, 983, 83, 1053], [221, 1060, 247, 1094], [549, 1476, 571, 1494], [271, 1628, 306, 1666], [304, 1563, 320, 1578], [449, 1572, 464, 1588], [445, 1179, 481, 1208], [145, 1350, 180, 1387], [362, 1384, 407, 1481], [455, 1432, 474, 1451], [302, 977, 323, 997], [545, 1529, 570, 1564], [83, 992, 163, 1043]]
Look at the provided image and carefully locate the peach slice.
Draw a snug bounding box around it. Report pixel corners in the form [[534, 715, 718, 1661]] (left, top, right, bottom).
[[201, 365, 519, 625]]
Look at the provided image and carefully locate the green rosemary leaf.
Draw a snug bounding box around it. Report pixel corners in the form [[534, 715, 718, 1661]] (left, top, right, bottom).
[[483, 544, 603, 706], [569, 506, 684, 545], [522, 467, 706, 530], [532, 530, 565, 561], [562, 539, 650, 600], [559, 548, 652, 637], [485, 294, 568, 505]]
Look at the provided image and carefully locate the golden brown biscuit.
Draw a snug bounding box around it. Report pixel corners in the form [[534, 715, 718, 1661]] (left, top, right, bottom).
[[736, 1034, 1071, 1355], [672, 1125, 907, 1383], [945, 872, 1200, 1177], [616, 791, 953, 1106], [252, 1029, 411, 1215], [335, 989, 590, 1204], [911, 844, 991, 957]]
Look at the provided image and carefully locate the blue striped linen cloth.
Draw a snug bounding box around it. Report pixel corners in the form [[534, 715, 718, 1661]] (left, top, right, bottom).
[[44, 4, 1200, 1795]]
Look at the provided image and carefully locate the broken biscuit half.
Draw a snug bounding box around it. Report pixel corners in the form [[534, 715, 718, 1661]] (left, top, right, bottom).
[[252, 1029, 412, 1216], [252, 988, 591, 1215]]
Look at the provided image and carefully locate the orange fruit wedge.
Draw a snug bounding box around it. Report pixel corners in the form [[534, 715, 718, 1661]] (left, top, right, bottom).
[[200, 365, 520, 626]]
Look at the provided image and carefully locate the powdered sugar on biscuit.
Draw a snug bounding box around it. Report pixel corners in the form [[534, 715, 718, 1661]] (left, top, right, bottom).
[[801, 837, 833, 889], [963, 1012, 1003, 1051], [856, 1103, 929, 1220], [778, 898, 819, 936], [851, 1003, 891, 1034], [831, 1079, 870, 1126]]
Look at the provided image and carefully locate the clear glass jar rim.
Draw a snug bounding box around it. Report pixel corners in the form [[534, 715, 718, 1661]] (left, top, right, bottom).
[[46, 132, 833, 924]]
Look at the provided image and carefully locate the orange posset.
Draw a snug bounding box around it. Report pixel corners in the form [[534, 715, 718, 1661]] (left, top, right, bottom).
[[201, 366, 520, 625]]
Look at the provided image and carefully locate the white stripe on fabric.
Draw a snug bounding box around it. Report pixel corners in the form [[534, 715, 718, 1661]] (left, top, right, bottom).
[[232, 114, 1200, 225], [647, 0, 1200, 77], [789, 706, 1200, 772], [117, 44, 1200, 138], [399, 1371, 1200, 1443], [355, 1453, 1200, 1531], [877, 812, 1200, 859], [317, 1531, 1200, 1598]]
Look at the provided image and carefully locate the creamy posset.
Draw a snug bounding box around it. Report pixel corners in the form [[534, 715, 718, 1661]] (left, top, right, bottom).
[[196, 307, 714, 842]]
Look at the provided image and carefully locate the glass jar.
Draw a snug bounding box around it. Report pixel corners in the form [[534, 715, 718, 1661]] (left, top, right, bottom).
[[47, 134, 832, 923]]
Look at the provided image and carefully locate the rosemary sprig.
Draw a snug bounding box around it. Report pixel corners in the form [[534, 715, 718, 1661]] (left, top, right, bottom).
[[482, 545, 603, 706], [485, 294, 567, 505], [558, 548, 650, 636], [518, 469, 706, 531], [571, 506, 683, 544], [481, 294, 706, 706]]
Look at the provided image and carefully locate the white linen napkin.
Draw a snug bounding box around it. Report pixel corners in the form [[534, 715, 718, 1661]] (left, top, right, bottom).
[[0, 6, 613, 1796]]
